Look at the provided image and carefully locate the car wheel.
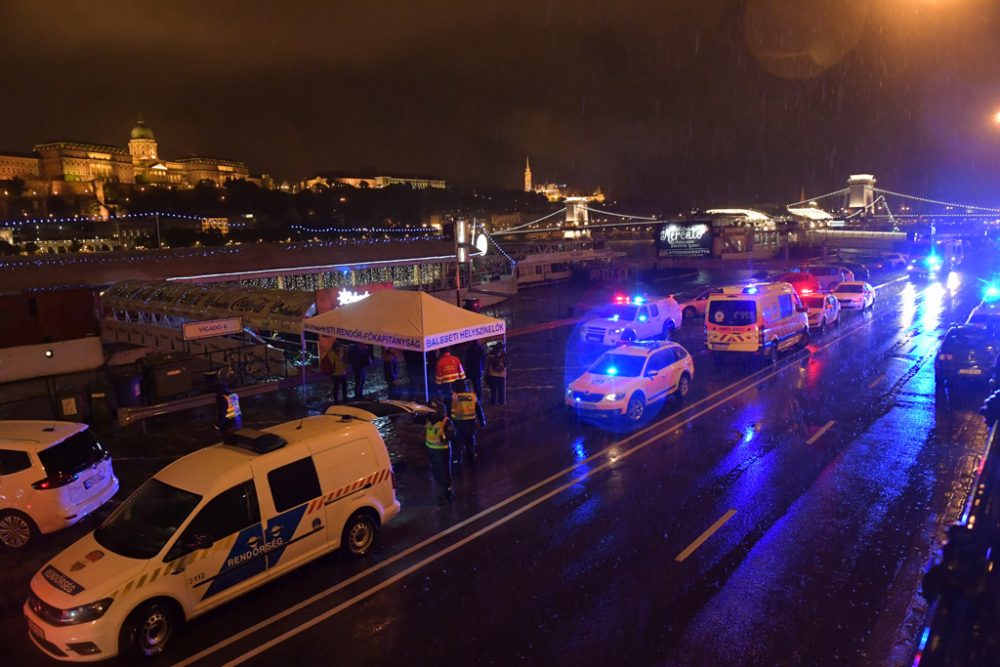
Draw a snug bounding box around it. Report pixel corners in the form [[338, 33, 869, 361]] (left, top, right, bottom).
[[800, 328, 810, 348], [621, 330, 637, 343], [683, 306, 697, 320], [120, 600, 180, 659], [662, 321, 675, 340], [0, 511, 36, 549], [675, 373, 691, 400], [767, 344, 778, 365], [625, 393, 646, 421], [342, 511, 378, 556]]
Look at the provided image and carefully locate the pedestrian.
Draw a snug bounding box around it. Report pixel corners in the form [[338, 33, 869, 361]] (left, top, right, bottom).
[[449, 379, 486, 466], [349, 342, 373, 400], [328, 343, 349, 403], [435, 347, 465, 390], [465, 339, 485, 399], [214, 381, 242, 433], [486, 341, 507, 406], [403, 349, 425, 401], [424, 402, 456, 505], [382, 347, 400, 399]]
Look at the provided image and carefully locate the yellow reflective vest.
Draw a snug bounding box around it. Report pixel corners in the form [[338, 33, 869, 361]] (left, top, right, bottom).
[[450, 392, 478, 421], [425, 418, 451, 449]]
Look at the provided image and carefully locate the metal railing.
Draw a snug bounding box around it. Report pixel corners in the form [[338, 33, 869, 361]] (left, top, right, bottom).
[[913, 392, 1000, 666]]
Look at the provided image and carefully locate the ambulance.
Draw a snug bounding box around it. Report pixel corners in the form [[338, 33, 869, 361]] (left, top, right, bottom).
[[705, 282, 809, 363], [24, 410, 399, 661]]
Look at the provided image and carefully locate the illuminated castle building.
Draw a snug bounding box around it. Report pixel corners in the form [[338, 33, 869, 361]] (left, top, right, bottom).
[[523, 157, 605, 204], [0, 119, 268, 196]]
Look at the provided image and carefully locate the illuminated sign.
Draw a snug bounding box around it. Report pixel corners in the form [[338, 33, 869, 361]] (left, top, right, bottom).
[[656, 221, 712, 257], [337, 289, 372, 306]]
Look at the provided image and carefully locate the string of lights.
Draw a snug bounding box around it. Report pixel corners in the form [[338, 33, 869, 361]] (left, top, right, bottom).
[[485, 234, 517, 265], [290, 224, 437, 234], [786, 187, 849, 208], [0, 211, 208, 227], [872, 188, 1000, 214]]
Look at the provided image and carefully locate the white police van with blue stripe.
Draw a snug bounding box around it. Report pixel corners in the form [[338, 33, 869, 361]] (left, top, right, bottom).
[[24, 410, 399, 661]]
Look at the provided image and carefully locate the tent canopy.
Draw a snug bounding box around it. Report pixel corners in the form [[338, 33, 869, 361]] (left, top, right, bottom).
[[302, 290, 505, 352]]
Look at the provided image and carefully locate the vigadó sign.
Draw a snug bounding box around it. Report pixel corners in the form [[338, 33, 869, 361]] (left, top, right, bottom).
[[182, 317, 244, 341]]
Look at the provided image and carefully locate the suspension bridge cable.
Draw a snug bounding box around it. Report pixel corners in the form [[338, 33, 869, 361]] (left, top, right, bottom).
[[872, 188, 1000, 214], [580, 206, 659, 221], [491, 207, 568, 234], [787, 187, 849, 208]]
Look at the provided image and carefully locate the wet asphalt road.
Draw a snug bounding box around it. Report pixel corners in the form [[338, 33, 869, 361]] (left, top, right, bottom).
[[2, 260, 997, 666]]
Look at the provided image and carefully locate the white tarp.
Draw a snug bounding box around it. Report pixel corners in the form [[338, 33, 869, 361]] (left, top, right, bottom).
[[302, 289, 505, 352]]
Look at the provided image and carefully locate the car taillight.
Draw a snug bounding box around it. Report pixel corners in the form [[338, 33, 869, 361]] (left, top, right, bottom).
[[939, 354, 953, 361], [32, 472, 79, 490]]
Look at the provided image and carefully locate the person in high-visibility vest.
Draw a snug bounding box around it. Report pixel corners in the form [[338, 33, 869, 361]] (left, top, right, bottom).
[[424, 404, 456, 505], [214, 382, 242, 433], [435, 348, 466, 387], [449, 379, 486, 466]]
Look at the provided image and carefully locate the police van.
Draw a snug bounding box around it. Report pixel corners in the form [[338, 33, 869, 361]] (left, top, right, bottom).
[[706, 282, 809, 363], [24, 411, 399, 661]]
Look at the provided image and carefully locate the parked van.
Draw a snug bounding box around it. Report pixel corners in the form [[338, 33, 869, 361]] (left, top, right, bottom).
[[706, 283, 809, 363], [25, 411, 399, 661]]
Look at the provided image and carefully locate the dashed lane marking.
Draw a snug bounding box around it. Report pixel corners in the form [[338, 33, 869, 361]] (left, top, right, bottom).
[[868, 374, 887, 389], [674, 509, 738, 563], [806, 420, 836, 445]]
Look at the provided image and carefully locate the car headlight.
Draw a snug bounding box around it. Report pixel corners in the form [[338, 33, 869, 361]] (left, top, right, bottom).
[[566, 387, 573, 396], [611, 328, 624, 334], [604, 392, 625, 401], [29, 594, 113, 626]]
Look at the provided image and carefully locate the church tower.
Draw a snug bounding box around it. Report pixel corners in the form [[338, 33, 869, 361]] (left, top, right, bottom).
[[524, 156, 532, 193], [128, 117, 158, 162]]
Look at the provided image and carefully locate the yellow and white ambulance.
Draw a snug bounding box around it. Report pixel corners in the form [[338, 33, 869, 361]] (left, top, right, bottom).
[[706, 282, 809, 363]]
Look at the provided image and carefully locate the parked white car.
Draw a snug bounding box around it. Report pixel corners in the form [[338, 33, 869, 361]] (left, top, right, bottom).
[[802, 293, 841, 331], [566, 341, 694, 422], [0, 421, 119, 549], [580, 295, 682, 345], [833, 281, 876, 310], [677, 288, 716, 319]]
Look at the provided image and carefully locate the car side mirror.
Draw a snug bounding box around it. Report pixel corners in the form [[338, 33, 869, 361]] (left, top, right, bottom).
[[183, 533, 214, 551]]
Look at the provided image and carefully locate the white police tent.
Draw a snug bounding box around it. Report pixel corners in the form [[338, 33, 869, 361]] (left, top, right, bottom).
[[302, 289, 506, 400]]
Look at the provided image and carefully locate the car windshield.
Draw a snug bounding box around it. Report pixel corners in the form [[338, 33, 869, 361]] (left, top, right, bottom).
[[942, 332, 995, 355], [708, 300, 757, 326], [588, 353, 646, 378], [94, 479, 202, 560], [836, 284, 863, 293], [596, 305, 638, 321], [38, 430, 107, 477], [804, 296, 826, 308], [782, 273, 810, 282]]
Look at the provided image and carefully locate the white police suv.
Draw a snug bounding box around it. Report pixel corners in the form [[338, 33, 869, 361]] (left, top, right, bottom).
[[579, 294, 683, 345], [24, 412, 399, 661], [566, 341, 694, 422]]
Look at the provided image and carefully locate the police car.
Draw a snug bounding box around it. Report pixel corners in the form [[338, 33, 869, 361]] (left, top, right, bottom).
[[579, 294, 682, 345], [24, 413, 399, 661], [565, 341, 694, 422]]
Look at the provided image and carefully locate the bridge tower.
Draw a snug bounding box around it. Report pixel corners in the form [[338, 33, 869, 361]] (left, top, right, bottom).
[[563, 196, 590, 239], [846, 174, 876, 216], [524, 157, 532, 193]]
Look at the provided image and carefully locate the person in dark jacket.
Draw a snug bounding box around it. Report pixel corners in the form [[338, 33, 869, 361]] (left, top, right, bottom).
[[465, 340, 485, 399], [382, 347, 400, 398], [403, 349, 425, 401], [349, 343, 373, 400]]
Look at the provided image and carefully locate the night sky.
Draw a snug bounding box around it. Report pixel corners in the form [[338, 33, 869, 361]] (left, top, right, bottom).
[[2, 0, 999, 209]]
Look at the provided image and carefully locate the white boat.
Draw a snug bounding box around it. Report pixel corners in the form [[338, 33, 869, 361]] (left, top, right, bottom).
[[512, 241, 626, 287]]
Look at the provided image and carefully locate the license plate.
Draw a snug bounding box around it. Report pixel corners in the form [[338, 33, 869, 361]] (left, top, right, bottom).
[[28, 618, 44, 641], [958, 368, 982, 375], [585, 336, 603, 343], [712, 342, 729, 349], [84, 473, 104, 490]]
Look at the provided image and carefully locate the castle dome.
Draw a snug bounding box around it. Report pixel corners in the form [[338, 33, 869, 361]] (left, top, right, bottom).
[[130, 119, 155, 141]]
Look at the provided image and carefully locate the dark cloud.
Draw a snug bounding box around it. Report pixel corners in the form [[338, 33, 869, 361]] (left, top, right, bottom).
[[1, 0, 999, 207]]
